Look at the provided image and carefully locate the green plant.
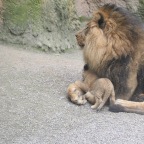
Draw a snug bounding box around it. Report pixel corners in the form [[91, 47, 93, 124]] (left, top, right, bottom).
[[138, 0, 144, 20], [4, 0, 41, 27]]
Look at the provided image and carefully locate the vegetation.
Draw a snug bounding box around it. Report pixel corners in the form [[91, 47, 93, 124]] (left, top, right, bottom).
[[138, 0, 144, 20], [3, 0, 41, 35], [0, 0, 79, 52]]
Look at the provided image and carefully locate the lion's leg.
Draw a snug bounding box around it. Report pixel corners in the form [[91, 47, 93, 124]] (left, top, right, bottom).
[[109, 89, 116, 106], [120, 68, 138, 100], [135, 93, 144, 102], [110, 99, 144, 114], [75, 81, 89, 92]]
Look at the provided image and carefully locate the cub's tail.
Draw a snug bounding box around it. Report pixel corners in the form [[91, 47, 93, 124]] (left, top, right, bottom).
[[109, 99, 144, 115]]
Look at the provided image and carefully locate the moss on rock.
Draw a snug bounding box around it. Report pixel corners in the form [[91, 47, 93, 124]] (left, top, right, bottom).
[[0, 0, 80, 52], [138, 0, 144, 20]]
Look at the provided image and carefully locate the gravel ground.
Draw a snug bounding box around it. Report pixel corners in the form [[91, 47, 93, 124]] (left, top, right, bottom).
[[0, 44, 144, 144]]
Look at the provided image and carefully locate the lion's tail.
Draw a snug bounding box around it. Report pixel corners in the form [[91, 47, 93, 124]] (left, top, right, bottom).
[[109, 99, 144, 115]]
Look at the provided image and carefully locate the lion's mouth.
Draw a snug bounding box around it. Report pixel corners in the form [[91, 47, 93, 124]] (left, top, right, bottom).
[[78, 42, 85, 48], [75, 34, 85, 48], [76, 38, 85, 48]]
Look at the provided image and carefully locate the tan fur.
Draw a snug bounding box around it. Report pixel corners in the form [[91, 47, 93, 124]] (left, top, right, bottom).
[[67, 82, 87, 105], [113, 99, 144, 114], [75, 4, 144, 114], [67, 70, 97, 105], [67, 69, 115, 110], [85, 78, 115, 111], [76, 13, 137, 72]]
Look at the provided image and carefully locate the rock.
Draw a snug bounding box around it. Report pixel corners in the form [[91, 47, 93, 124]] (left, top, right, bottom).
[[75, 0, 140, 17], [0, 0, 143, 52], [0, 0, 80, 52], [36, 41, 43, 48]]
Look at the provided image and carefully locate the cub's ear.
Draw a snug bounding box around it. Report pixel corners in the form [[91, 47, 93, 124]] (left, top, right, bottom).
[[98, 13, 106, 29]]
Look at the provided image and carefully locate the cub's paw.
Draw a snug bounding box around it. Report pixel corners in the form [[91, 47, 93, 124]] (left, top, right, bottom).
[[77, 98, 87, 105]]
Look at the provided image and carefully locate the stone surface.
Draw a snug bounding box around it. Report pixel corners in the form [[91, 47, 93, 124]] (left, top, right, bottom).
[[75, 0, 140, 17]]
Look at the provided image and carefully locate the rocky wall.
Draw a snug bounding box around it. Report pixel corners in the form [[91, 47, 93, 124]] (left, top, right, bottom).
[[0, 0, 144, 52], [0, 0, 80, 52], [75, 0, 140, 17], [0, 0, 3, 26]]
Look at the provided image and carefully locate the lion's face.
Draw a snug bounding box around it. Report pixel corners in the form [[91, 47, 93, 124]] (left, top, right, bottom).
[[76, 13, 106, 49], [76, 4, 136, 72], [75, 28, 86, 48]]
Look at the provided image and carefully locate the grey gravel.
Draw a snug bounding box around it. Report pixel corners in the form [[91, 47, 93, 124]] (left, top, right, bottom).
[[0, 44, 144, 144]]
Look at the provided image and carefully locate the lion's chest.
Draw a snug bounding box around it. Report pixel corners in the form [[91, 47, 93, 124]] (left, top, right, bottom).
[[84, 54, 131, 96], [83, 46, 108, 71]]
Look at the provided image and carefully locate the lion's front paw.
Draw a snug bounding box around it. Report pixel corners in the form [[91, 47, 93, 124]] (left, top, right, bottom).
[[83, 99, 87, 104], [75, 80, 82, 87]]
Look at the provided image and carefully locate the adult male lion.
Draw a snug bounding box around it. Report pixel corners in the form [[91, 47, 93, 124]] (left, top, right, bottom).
[[76, 4, 144, 114]]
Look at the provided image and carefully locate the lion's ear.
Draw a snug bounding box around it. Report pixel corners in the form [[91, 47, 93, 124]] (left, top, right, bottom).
[[98, 13, 106, 29]]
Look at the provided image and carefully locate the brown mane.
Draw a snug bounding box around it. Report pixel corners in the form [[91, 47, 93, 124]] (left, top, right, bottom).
[[84, 4, 143, 70]]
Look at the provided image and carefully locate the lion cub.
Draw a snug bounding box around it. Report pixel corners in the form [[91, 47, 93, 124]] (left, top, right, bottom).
[[67, 65, 115, 110], [84, 78, 115, 111]]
